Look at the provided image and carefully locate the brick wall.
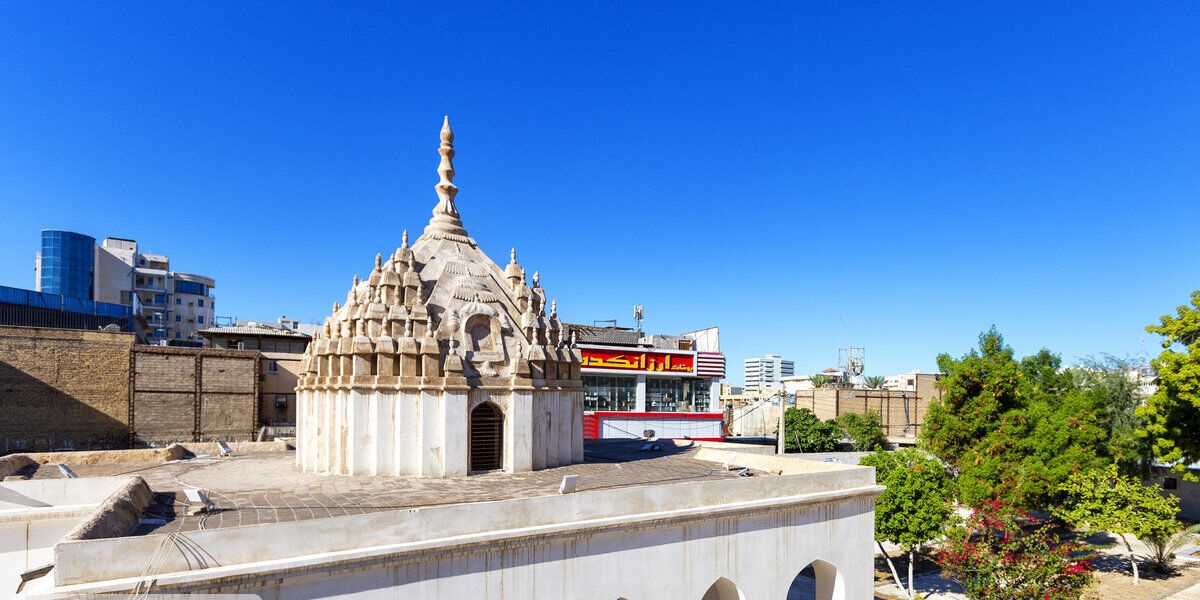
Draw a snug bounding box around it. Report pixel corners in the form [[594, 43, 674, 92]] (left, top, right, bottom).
[[793, 387, 931, 438], [0, 326, 134, 452], [0, 327, 263, 452], [131, 346, 259, 446]]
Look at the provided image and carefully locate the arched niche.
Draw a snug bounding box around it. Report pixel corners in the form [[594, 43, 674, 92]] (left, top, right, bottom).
[[786, 559, 845, 600]]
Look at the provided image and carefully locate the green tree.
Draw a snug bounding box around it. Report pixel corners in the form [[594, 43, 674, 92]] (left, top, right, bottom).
[[1070, 355, 1151, 476], [836, 411, 887, 451], [809, 373, 833, 389], [863, 375, 886, 389], [920, 328, 1109, 509], [1054, 464, 1180, 585], [779, 407, 839, 452], [1140, 290, 1200, 478], [938, 501, 1094, 600], [860, 448, 954, 599]]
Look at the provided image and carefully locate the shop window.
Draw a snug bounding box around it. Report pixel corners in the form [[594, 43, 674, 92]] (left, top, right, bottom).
[[583, 375, 637, 411]]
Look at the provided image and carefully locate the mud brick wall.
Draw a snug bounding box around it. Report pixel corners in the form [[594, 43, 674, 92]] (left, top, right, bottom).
[[131, 347, 259, 445], [0, 326, 135, 452], [791, 386, 934, 438]]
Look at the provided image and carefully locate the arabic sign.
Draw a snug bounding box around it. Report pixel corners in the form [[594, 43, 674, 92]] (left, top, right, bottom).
[[580, 347, 695, 374]]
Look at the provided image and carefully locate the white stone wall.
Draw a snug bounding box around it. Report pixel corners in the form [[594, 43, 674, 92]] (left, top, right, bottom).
[[46, 462, 881, 600]]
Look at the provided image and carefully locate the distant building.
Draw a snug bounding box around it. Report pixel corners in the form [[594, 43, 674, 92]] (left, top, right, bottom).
[[568, 324, 727, 441], [200, 317, 313, 428], [744, 353, 794, 391], [34, 231, 215, 345]]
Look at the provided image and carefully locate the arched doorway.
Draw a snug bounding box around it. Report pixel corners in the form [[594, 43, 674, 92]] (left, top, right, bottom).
[[787, 560, 844, 600], [470, 402, 504, 471], [701, 577, 745, 600]]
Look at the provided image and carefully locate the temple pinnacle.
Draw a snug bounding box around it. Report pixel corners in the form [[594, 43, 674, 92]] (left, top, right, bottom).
[[425, 116, 467, 237]]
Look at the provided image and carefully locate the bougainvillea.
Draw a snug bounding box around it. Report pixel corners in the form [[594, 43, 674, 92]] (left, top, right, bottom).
[[937, 501, 1094, 599]]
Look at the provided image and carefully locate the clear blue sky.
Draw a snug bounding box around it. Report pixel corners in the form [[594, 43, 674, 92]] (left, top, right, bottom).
[[2, 2, 1197, 385]]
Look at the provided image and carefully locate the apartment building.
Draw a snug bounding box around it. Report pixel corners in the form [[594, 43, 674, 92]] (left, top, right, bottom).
[[743, 353, 794, 391]]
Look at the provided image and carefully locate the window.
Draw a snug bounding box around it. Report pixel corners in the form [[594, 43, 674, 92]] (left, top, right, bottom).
[[175, 280, 207, 295], [175, 298, 181, 305], [175, 315, 181, 322], [267, 360, 279, 374], [197, 316, 204, 324], [197, 299, 204, 307], [275, 394, 288, 408], [1165, 477, 1178, 490], [583, 375, 637, 411], [154, 294, 166, 304], [175, 332, 181, 339]]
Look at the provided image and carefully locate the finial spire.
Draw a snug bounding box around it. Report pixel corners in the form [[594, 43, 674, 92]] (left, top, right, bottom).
[[425, 116, 468, 237], [510, 248, 517, 263], [402, 229, 409, 248]]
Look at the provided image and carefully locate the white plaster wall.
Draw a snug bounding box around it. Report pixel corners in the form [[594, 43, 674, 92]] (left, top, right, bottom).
[[0, 515, 86, 595]]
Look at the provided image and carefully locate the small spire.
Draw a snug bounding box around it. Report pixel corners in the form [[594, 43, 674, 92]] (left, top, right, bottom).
[[425, 116, 467, 236], [533, 271, 540, 287], [550, 299, 557, 316], [402, 230, 409, 248], [333, 302, 340, 312], [353, 275, 359, 287], [510, 248, 517, 264], [404, 318, 414, 337], [375, 253, 382, 269]]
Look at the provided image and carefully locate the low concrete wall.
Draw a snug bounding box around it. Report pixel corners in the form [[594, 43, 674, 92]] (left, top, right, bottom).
[[0, 476, 132, 509], [23, 444, 186, 466]]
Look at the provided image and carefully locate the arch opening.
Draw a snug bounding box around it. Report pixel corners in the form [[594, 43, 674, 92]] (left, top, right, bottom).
[[469, 401, 504, 471], [701, 577, 745, 600], [787, 560, 844, 600]]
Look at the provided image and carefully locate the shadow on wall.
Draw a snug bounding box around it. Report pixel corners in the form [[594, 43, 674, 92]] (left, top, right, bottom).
[[0, 360, 129, 453]]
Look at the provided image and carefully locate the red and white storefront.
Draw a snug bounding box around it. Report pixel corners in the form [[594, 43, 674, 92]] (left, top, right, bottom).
[[579, 344, 727, 441]]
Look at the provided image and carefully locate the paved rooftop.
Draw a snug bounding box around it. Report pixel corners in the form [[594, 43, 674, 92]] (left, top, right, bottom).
[[27, 441, 759, 534]]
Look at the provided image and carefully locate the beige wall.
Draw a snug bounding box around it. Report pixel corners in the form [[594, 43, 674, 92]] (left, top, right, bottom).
[[130, 346, 259, 445], [260, 352, 302, 426], [0, 326, 134, 452]]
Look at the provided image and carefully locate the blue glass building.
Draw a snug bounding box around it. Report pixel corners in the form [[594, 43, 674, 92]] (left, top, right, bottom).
[[39, 230, 95, 300]]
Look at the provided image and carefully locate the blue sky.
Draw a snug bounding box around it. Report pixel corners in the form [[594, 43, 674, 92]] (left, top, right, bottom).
[[1, 2, 1197, 385]]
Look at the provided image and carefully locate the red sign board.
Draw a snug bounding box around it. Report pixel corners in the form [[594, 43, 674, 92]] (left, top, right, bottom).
[[580, 347, 695, 374]]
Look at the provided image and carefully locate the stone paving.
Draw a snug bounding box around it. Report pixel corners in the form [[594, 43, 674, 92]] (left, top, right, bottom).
[[29, 440, 753, 534]]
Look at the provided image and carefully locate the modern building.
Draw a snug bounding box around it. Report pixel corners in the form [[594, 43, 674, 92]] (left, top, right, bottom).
[[200, 317, 313, 428], [570, 324, 727, 440], [34, 231, 215, 345], [744, 353, 794, 391]]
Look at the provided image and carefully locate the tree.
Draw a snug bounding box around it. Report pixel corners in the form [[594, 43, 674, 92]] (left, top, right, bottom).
[[920, 328, 1109, 508], [779, 407, 839, 452], [863, 375, 886, 389], [836, 411, 887, 451], [1140, 290, 1200, 478], [860, 448, 954, 599], [1070, 355, 1151, 477], [809, 373, 833, 389], [1054, 464, 1180, 585], [937, 501, 1094, 600]]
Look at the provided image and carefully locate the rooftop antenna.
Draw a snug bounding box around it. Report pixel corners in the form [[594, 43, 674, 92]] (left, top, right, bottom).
[[633, 305, 644, 333], [838, 346, 866, 388]]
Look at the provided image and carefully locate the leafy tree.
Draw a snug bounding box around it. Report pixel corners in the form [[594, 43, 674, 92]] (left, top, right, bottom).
[[779, 407, 839, 453], [1140, 290, 1200, 478], [863, 375, 886, 389], [938, 501, 1094, 600], [809, 373, 833, 389], [1070, 355, 1151, 476], [836, 411, 887, 451], [1054, 464, 1180, 585], [921, 328, 1109, 508], [860, 448, 954, 599]]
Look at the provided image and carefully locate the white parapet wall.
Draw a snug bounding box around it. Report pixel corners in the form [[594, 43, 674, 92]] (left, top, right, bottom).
[[0, 476, 137, 598], [40, 459, 881, 600]]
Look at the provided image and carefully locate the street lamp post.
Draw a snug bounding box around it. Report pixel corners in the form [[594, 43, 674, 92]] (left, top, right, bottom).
[[775, 390, 792, 455]]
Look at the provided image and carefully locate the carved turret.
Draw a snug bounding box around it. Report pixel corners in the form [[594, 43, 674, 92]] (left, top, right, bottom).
[[424, 117, 467, 237]]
